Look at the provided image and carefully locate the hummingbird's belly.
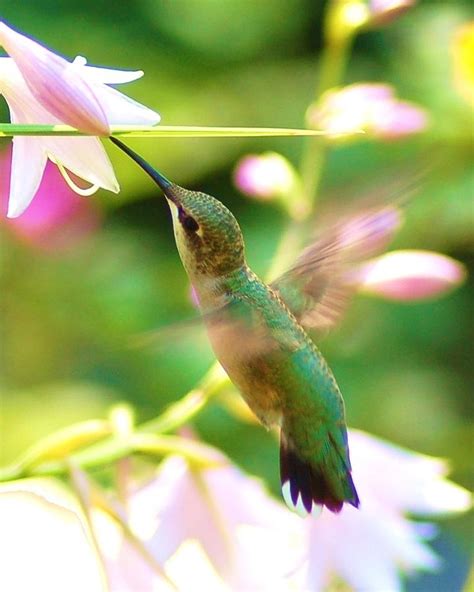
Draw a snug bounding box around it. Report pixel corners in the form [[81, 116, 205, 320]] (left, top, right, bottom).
[[206, 321, 289, 428]]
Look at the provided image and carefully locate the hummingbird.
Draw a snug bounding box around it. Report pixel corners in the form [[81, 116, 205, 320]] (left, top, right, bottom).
[[111, 138, 402, 514]]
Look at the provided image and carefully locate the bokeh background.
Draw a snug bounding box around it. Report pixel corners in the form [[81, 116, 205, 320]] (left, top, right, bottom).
[[1, 1, 472, 590]]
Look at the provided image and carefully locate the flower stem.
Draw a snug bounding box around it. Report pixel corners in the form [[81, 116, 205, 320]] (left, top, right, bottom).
[[300, 6, 355, 205]]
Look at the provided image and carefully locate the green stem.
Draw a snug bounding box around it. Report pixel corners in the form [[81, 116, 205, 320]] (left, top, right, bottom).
[[0, 433, 222, 480], [0, 124, 327, 138], [271, 2, 356, 279], [300, 23, 355, 206]]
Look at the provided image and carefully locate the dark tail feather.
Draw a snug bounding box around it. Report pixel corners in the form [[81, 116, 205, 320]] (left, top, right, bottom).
[[280, 430, 359, 515]]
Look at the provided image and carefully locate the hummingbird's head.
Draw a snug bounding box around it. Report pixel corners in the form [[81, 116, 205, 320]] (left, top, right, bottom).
[[163, 183, 245, 279], [108, 138, 245, 279]]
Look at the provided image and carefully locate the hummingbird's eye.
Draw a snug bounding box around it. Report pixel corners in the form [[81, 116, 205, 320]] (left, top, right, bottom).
[[178, 206, 200, 233]]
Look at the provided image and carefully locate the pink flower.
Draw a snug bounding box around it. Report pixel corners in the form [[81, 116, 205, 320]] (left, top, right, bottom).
[[0, 22, 108, 135], [233, 152, 296, 200], [0, 146, 101, 251], [300, 430, 472, 591], [0, 21, 159, 136], [126, 452, 304, 590], [307, 83, 428, 140], [353, 250, 466, 301], [0, 21, 160, 218]]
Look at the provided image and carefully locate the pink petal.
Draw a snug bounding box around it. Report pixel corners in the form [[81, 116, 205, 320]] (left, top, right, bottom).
[[356, 250, 466, 301], [0, 21, 109, 135], [233, 153, 294, 199], [369, 0, 415, 26], [374, 102, 428, 139], [309, 83, 427, 140]]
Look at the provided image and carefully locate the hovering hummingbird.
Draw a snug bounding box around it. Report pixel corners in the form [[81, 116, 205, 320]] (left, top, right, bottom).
[[111, 138, 403, 515]]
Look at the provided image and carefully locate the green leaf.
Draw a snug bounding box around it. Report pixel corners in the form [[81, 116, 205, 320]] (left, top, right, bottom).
[[0, 124, 325, 138]]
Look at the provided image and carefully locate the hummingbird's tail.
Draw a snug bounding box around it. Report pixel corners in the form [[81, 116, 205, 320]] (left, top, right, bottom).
[[280, 425, 359, 515]]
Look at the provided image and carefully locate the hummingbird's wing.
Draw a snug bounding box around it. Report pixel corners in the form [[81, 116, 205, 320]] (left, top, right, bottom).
[[270, 204, 403, 331]]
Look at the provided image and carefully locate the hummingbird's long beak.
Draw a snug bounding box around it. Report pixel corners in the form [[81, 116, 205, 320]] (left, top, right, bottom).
[[109, 137, 181, 205]]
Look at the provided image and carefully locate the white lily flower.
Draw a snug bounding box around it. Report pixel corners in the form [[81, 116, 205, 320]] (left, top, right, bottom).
[[0, 22, 160, 218]]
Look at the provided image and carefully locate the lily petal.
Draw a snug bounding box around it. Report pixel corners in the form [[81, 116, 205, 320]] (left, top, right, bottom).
[[0, 23, 159, 217], [0, 21, 110, 135], [43, 136, 119, 194], [87, 84, 161, 126], [71, 57, 160, 124], [0, 57, 119, 216], [8, 135, 47, 217], [73, 56, 145, 85]]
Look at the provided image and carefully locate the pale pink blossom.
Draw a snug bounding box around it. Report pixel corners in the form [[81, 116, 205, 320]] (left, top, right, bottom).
[[120, 434, 470, 591], [233, 152, 296, 200], [354, 249, 466, 301], [307, 83, 427, 140], [299, 430, 472, 592], [0, 21, 159, 135], [126, 453, 304, 591], [0, 22, 160, 218]]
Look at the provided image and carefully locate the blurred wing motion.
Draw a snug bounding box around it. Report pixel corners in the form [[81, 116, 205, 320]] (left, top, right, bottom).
[[271, 203, 403, 331]]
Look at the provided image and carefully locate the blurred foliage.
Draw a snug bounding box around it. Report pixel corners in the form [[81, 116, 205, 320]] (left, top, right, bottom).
[[1, 1, 473, 589]]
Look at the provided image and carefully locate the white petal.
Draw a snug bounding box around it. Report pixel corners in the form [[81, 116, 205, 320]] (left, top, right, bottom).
[[0, 490, 105, 592], [43, 136, 119, 193], [76, 57, 145, 85], [89, 83, 160, 125], [73, 56, 160, 123], [8, 135, 47, 218]]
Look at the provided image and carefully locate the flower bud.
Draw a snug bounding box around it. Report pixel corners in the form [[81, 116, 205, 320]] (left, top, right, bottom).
[[307, 83, 428, 141], [354, 250, 466, 301], [234, 152, 296, 200], [234, 153, 310, 220], [368, 0, 416, 27]]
